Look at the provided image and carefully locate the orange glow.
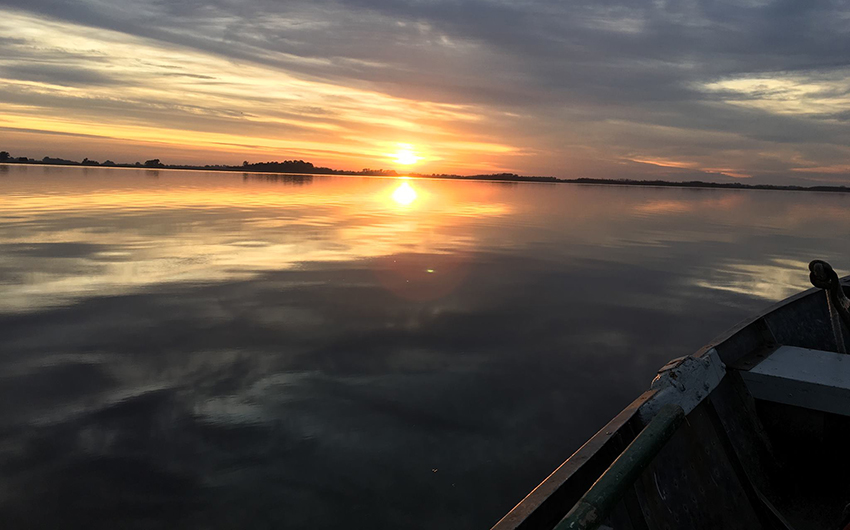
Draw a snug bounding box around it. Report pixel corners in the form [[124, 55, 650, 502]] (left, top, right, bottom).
[[393, 144, 421, 166], [628, 156, 752, 179], [0, 11, 529, 175]]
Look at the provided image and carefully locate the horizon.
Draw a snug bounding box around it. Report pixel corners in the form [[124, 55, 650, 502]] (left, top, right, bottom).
[[10, 151, 850, 194], [2, 3, 850, 184]]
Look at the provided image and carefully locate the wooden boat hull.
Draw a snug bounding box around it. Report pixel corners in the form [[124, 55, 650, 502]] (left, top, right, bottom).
[[493, 276, 850, 530]]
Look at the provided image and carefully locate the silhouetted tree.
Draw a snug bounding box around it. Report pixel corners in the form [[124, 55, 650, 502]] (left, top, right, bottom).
[[81, 158, 99, 166], [0, 151, 9, 161], [243, 160, 249, 167], [144, 159, 164, 168], [102, 160, 116, 166]]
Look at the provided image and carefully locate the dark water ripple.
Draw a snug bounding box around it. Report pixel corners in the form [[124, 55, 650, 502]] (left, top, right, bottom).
[[1, 165, 849, 528]]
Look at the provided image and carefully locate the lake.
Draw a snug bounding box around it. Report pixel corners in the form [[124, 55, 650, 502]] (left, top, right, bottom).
[[0, 164, 846, 528]]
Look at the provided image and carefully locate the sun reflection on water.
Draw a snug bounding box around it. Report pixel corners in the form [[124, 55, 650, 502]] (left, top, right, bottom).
[[0, 167, 520, 311], [391, 181, 418, 206]]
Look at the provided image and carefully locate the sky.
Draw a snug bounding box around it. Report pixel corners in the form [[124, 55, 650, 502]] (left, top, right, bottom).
[[1, 0, 850, 182]]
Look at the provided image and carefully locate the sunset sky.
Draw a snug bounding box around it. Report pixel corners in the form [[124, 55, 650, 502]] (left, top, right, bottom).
[[2, 1, 850, 182]]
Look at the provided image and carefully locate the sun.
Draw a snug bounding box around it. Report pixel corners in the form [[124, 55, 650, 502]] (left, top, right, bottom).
[[393, 144, 421, 166]]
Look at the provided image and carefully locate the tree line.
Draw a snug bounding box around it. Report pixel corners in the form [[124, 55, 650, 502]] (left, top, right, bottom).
[[0, 150, 165, 168], [0, 151, 399, 176]]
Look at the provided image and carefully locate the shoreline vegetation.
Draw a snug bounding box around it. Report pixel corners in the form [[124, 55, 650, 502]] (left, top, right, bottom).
[[2, 150, 850, 194]]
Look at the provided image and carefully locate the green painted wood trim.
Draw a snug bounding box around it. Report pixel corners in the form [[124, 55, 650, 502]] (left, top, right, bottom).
[[554, 403, 686, 530]]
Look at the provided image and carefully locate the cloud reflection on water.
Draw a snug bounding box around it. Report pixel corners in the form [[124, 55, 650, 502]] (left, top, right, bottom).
[[3, 166, 850, 528]]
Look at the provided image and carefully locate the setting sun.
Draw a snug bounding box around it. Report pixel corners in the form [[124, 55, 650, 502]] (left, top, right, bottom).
[[393, 144, 421, 166]]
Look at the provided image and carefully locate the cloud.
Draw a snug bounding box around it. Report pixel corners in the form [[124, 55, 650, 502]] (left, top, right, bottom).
[[0, 64, 117, 87], [1, 1, 850, 180]]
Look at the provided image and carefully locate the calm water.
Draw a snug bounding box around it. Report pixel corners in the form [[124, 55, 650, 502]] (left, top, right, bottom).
[[1, 164, 848, 528]]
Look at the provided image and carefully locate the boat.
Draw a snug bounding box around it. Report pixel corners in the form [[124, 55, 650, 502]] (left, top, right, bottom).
[[491, 260, 850, 530]]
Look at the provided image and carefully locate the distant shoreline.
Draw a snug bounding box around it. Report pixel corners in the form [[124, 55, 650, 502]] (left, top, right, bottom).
[[3, 156, 850, 194]]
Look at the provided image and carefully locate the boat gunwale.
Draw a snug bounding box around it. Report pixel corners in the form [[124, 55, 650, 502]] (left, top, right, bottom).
[[692, 277, 850, 362], [490, 388, 658, 530], [491, 275, 850, 530]]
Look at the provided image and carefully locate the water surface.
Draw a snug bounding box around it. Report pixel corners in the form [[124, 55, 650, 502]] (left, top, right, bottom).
[[1, 164, 848, 528]]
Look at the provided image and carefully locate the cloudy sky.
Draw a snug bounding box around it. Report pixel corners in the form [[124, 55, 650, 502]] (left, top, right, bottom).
[[1, 0, 850, 181]]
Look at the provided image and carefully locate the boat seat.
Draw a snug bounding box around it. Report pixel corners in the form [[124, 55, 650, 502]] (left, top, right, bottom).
[[740, 345, 850, 417]]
